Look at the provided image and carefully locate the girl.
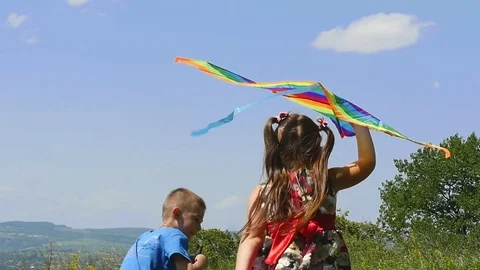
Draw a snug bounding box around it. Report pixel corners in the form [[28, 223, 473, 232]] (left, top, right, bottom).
[[235, 112, 376, 270]]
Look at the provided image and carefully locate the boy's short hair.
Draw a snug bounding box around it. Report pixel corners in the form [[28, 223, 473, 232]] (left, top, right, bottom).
[[162, 188, 206, 219]]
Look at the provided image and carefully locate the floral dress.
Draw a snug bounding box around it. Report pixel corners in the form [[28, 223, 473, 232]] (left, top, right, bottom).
[[252, 169, 351, 270]]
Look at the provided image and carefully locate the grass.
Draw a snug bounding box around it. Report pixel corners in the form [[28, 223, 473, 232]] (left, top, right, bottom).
[[1, 227, 479, 269], [345, 232, 480, 270]]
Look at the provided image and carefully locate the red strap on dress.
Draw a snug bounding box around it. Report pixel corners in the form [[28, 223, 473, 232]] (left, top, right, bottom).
[[264, 219, 299, 265], [264, 214, 335, 266]]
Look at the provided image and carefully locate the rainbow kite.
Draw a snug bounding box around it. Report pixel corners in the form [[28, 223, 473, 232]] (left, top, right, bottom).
[[175, 57, 451, 158]]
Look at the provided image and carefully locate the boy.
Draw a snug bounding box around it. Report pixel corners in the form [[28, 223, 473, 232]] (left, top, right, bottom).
[[120, 188, 208, 270]]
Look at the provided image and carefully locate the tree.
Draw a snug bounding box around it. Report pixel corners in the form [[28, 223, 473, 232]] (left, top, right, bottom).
[[378, 132, 480, 236], [188, 229, 239, 269], [336, 210, 385, 241]]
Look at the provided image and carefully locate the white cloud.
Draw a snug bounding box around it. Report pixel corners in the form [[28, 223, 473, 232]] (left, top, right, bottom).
[[19, 28, 40, 45], [25, 36, 38, 45], [66, 0, 88, 6], [0, 186, 147, 225], [81, 189, 142, 212], [0, 185, 17, 200], [214, 195, 242, 210], [311, 13, 435, 54], [433, 81, 441, 89], [6, 13, 27, 28], [0, 185, 16, 192], [79, 8, 106, 17]]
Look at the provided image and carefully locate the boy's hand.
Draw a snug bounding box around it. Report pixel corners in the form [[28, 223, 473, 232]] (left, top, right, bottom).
[[193, 254, 208, 269], [173, 254, 207, 270]]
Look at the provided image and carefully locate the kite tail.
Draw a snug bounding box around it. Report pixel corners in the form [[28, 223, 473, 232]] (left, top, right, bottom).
[[190, 87, 319, 136], [405, 138, 451, 158], [174, 57, 356, 137]]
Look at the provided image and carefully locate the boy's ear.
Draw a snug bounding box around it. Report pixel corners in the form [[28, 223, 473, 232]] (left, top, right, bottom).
[[172, 207, 182, 217]]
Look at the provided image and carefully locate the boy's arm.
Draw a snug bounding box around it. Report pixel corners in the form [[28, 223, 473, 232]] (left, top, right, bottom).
[[173, 254, 207, 270], [172, 254, 191, 270], [165, 233, 207, 270]]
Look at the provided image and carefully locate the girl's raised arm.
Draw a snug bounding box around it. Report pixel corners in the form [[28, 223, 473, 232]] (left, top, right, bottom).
[[329, 124, 376, 191]]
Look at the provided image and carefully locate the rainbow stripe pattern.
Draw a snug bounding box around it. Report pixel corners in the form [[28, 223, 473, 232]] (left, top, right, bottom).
[[175, 57, 451, 158]]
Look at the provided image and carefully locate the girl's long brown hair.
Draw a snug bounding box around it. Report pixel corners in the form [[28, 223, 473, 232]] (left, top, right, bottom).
[[240, 113, 335, 239]]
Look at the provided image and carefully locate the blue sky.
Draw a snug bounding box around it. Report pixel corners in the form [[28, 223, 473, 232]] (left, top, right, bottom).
[[0, 0, 479, 230]]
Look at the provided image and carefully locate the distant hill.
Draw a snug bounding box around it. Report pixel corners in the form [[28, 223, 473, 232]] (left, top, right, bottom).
[[0, 221, 152, 253]]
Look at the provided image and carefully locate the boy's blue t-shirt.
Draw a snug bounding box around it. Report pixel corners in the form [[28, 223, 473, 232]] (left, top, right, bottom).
[[120, 227, 191, 270]]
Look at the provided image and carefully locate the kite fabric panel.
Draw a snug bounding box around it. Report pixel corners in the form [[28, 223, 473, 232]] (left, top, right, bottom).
[[174, 57, 451, 158]]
